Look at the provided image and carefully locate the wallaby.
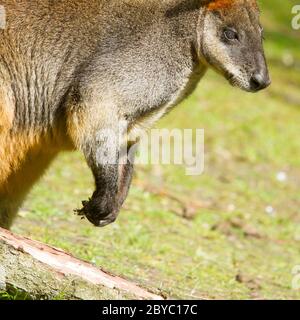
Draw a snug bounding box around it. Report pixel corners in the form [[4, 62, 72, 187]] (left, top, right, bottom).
[[0, 0, 270, 229]]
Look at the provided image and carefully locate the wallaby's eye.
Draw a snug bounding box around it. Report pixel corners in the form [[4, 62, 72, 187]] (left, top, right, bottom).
[[223, 28, 239, 41]]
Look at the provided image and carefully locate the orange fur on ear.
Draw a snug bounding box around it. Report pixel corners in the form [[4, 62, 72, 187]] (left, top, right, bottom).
[[207, 0, 258, 11], [207, 0, 235, 11]]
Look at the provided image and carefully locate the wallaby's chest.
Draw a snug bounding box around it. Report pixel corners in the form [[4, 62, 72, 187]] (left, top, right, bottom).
[[126, 63, 207, 140]]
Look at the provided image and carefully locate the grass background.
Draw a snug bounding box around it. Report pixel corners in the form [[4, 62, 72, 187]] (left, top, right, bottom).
[[4, 0, 300, 299]]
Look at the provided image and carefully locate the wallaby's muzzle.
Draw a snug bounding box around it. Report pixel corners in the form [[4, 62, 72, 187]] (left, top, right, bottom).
[[249, 53, 271, 92], [250, 72, 271, 92]]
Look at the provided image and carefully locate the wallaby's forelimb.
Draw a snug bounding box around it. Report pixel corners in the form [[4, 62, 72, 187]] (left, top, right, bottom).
[[67, 93, 136, 227]]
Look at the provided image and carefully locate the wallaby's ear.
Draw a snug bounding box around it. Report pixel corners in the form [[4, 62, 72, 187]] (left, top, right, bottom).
[[165, 0, 212, 18], [205, 0, 258, 11]]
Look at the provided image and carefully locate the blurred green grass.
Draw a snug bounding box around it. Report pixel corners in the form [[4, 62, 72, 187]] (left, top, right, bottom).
[[9, 0, 300, 299]]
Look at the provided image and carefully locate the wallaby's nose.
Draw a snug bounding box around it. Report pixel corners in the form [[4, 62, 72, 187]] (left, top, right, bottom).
[[250, 72, 271, 92]]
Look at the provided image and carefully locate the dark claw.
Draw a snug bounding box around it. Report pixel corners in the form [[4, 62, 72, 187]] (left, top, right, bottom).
[[74, 207, 86, 217], [82, 200, 89, 206]]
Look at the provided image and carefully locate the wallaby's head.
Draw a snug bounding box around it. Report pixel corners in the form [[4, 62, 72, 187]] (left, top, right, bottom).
[[199, 0, 271, 92]]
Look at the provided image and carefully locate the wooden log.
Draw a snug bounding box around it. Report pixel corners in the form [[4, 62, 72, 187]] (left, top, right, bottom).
[[0, 227, 163, 300]]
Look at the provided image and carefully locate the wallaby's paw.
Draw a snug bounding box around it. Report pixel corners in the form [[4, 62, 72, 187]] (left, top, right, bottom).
[[75, 199, 118, 228]]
